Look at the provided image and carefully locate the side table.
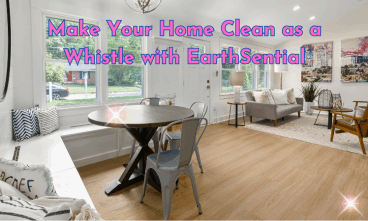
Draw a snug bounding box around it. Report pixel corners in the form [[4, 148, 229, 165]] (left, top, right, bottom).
[[227, 101, 246, 128], [311, 106, 353, 129]]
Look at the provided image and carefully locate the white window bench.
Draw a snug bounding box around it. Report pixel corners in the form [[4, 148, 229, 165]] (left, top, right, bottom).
[[1, 123, 143, 210]]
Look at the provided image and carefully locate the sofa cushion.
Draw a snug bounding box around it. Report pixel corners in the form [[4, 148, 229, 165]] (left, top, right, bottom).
[[276, 104, 303, 118]]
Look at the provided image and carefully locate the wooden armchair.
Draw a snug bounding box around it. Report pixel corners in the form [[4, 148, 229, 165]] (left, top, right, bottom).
[[330, 101, 368, 155]]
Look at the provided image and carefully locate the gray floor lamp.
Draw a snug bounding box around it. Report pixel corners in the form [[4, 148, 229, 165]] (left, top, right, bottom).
[[230, 71, 245, 103], [274, 64, 288, 90]]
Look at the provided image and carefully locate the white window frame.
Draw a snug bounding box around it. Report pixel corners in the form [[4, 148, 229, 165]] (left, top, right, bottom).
[[220, 44, 270, 95], [37, 11, 147, 110], [41, 12, 101, 110], [106, 28, 145, 105]]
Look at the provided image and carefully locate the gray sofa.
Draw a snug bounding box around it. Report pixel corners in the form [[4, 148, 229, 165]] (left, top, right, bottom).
[[245, 90, 304, 127]]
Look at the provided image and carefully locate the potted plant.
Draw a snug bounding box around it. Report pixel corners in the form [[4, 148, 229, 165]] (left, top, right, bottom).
[[300, 82, 322, 115]]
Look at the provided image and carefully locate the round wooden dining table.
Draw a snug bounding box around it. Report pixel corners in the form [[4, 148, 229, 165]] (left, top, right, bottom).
[[88, 105, 194, 195]]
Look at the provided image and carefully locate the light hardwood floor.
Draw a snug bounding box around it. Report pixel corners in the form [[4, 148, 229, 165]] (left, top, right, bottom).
[[78, 117, 368, 220]]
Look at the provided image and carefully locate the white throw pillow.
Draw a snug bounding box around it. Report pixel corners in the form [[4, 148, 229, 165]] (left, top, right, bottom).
[[0, 195, 73, 220], [0, 180, 30, 201], [350, 107, 366, 126], [252, 91, 270, 104], [271, 90, 289, 105], [0, 158, 57, 200], [273, 89, 296, 104]]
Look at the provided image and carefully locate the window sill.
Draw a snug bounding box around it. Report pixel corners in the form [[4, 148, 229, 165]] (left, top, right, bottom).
[[56, 99, 141, 117], [219, 92, 246, 100]]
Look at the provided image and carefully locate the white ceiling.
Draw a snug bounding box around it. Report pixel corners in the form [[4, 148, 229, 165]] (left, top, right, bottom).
[[107, 0, 368, 45]]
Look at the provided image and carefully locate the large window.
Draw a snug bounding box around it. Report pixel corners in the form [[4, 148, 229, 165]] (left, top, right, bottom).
[[45, 17, 97, 106], [107, 28, 143, 102], [221, 47, 238, 93], [257, 53, 269, 89], [220, 45, 269, 94]]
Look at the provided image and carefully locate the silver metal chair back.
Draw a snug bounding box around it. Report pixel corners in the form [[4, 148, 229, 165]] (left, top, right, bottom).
[[140, 97, 168, 106], [190, 101, 208, 118], [158, 117, 208, 169]]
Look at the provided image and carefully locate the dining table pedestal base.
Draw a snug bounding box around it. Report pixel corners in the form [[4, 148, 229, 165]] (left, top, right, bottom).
[[104, 127, 162, 195]]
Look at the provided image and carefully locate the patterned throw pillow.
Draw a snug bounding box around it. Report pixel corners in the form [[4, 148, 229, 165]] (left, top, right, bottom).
[[252, 91, 270, 104], [0, 195, 73, 220], [12, 106, 40, 142], [0, 158, 58, 200], [37, 106, 59, 136]]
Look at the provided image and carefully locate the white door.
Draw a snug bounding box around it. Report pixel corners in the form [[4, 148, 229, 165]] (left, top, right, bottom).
[[183, 37, 211, 121]]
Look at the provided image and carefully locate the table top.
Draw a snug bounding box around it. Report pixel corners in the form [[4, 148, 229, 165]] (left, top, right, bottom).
[[311, 106, 353, 112], [88, 105, 194, 128], [227, 101, 246, 105]]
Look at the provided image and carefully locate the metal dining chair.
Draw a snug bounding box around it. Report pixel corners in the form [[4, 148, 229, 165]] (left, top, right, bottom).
[[129, 97, 168, 161], [140, 117, 208, 220], [163, 101, 208, 173]]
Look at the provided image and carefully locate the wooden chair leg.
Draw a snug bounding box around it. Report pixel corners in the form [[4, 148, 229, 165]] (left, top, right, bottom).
[[355, 119, 366, 155], [358, 136, 366, 155], [249, 116, 252, 123], [274, 120, 277, 127], [298, 111, 300, 117], [330, 114, 337, 142]]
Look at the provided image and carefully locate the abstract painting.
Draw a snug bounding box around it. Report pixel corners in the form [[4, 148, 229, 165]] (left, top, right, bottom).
[[301, 42, 333, 82], [341, 36, 368, 82]]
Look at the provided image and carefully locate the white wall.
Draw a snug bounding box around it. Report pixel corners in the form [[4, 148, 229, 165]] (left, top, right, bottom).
[[274, 4, 368, 110], [0, 0, 16, 150]]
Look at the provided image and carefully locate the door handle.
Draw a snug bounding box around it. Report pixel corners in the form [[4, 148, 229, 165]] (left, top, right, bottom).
[[206, 86, 210, 89]]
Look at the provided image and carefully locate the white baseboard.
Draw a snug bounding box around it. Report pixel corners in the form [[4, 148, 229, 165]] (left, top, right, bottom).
[[215, 112, 246, 124]]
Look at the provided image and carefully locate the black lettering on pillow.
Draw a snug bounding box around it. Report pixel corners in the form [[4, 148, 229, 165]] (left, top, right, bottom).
[[19, 178, 26, 194], [12, 179, 18, 189]]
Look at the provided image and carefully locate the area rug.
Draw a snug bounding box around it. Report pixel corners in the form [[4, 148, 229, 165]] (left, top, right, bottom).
[[244, 113, 368, 156]]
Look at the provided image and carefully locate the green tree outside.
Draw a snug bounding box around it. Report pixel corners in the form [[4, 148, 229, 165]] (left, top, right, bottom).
[[45, 62, 68, 83]]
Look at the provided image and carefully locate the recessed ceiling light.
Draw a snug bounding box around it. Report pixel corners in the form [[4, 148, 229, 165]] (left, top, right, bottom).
[[309, 16, 316, 20], [293, 5, 301, 11]]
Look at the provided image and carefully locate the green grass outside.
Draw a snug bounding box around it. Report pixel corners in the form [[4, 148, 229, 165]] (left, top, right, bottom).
[[47, 96, 141, 106], [66, 85, 142, 94]]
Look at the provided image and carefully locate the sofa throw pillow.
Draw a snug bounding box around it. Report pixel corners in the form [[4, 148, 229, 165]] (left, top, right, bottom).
[[285, 88, 297, 104], [262, 89, 275, 104], [350, 107, 365, 126], [0, 195, 73, 220], [12, 106, 40, 142], [37, 106, 59, 136], [252, 91, 270, 104], [0, 158, 58, 200], [273, 89, 296, 104], [271, 90, 289, 105], [0, 180, 30, 201]]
